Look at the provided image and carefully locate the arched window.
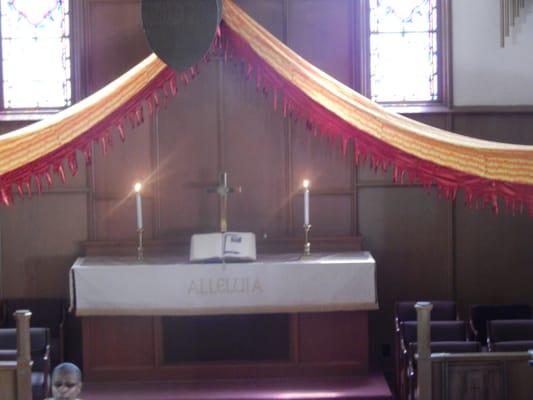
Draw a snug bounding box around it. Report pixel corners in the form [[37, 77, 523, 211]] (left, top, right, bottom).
[[0, 0, 72, 111]]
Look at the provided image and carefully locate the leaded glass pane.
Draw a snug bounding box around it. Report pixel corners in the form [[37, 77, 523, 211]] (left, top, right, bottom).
[[369, 0, 438, 103], [0, 0, 71, 109]]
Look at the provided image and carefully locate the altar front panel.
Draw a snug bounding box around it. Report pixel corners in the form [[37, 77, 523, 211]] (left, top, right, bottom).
[[70, 252, 377, 316]]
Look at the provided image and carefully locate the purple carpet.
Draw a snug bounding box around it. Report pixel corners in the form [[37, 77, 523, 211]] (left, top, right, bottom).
[[83, 375, 393, 400]]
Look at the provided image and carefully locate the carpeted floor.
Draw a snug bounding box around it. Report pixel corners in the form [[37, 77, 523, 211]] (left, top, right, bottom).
[[83, 374, 393, 400]]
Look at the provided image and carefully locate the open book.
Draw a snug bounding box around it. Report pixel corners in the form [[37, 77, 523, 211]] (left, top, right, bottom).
[[190, 232, 256, 262]]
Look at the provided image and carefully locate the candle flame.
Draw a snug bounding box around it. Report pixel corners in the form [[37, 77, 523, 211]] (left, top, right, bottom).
[[302, 179, 310, 189], [134, 182, 142, 192]]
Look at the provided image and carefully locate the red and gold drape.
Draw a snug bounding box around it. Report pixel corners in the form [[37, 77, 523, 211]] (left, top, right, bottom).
[[0, 0, 532, 214]]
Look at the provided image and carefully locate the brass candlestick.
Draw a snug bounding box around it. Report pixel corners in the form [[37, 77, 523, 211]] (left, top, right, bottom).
[[303, 224, 312, 257], [137, 228, 144, 261]]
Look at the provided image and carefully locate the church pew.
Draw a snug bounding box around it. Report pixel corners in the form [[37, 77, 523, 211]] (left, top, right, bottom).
[[1, 298, 65, 365], [430, 352, 533, 400], [487, 319, 533, 352], [393, 300, 457, 399], [413, 303, 533, 400]]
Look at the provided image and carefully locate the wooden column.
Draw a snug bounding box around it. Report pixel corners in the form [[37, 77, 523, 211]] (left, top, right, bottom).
[[415, 301, 433, 400], [14, 310, 32, 400]]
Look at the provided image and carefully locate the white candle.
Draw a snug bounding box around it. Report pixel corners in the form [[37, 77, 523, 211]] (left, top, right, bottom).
[[303, 179, 310, 226], [134, 182, 143, 230]]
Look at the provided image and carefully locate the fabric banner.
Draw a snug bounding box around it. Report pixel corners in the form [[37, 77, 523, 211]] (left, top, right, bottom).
[[70, 253, 378, 316], [0, 0, 531, 214]]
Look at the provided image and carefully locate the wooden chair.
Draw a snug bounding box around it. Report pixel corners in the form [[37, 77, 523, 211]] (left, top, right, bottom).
[[487, 319, 533, 352], [1, 298, 65, 366], [469, 303, 531, 346], [0, 328, 51, 400]]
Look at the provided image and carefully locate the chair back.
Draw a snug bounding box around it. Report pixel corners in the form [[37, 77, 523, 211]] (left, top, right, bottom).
[[488, 319, 533, 342], [408, 340, 481, 358], [396, 301, 456, 323], [0, 328, 49, 370], [402, 321, 466, 346], [470, 304, 532, 344], [2, 299, 65, 337]]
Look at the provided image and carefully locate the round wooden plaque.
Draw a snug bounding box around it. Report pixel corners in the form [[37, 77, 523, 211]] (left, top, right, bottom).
[[142, 0, 222, 72]]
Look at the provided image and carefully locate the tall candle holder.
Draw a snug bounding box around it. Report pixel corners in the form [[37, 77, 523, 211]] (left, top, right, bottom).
[[137, 228, 144, 261], [301, 179, 312, 258], [134, 182, 144, 261], [303, 223, 312, 257]]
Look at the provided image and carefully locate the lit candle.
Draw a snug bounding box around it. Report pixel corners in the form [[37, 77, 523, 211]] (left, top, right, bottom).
[[303, 179, 310, 226], [134, 182, 143, 230]]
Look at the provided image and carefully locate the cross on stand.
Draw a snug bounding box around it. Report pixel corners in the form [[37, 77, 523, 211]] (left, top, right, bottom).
[[205, 171, 241, 232]]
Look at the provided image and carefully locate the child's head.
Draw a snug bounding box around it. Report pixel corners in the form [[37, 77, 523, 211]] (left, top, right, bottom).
[[51, 362, 82, 400]]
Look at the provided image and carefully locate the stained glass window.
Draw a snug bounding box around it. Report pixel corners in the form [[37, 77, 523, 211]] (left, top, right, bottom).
[[369, 0, 438, 103], [0, 0, 71, 109]]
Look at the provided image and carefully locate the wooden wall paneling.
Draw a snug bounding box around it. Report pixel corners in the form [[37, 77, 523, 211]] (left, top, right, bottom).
[[293, 194, 353, 236], [235, 0, 285, 40], [286, 0, 355, 235], [223, 59, 288, 236], [0, 193, 87, 297], [93, 121, 154, 240], [452, 113, 533, 145], [84, 317, 155, 371], [447, 363, 503, 400], [93, 120, 153, 195], [93, 198, 155, 241], [85, 0, 150, 93], [454, 200, 533, 308], [230, 0, 287, 235], [287, 0, 354, 87], [452, 112, 533, 318], [298, 311, 368, 370], [156, 62, 220, 236], [358, 186, 451, 366]]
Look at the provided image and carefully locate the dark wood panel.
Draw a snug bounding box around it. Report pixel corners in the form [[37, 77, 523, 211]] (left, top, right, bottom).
[[81, 312, 368, 381], [223, 60, 288, 235], [292, 195, 353, 236], [156, 62, 220, 236], [162, 314, 290, 363], [453, 113, 533, 144], [292, 127, 354, 192], [93, 121, 153, 196], [84, 317, 155, 371], [447, 363, 503, 400], [0, 193, 87, 297], [235, 0, 285, 40], [454, 195, 533, 307], [94, 197, 155, 240], [287, 0, 354, 86], [299, 311, 368, 369], [82, 235, 362, 257], [358, 186, 451, 367], [86, 0, 150, 93]]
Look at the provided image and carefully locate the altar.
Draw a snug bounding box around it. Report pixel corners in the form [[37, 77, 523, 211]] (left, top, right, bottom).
[[70, 250, 378, 381]]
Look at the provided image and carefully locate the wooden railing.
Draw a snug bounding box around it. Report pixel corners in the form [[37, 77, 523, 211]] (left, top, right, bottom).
[[414, 302, 533, 400], [0, 310, 32, 400]]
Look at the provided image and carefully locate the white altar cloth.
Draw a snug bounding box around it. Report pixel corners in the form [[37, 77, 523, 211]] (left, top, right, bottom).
[[70, 252, 377, 316]]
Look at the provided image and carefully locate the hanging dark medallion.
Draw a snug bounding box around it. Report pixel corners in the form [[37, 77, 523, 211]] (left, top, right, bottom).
[[141, 0, 222, 72]]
